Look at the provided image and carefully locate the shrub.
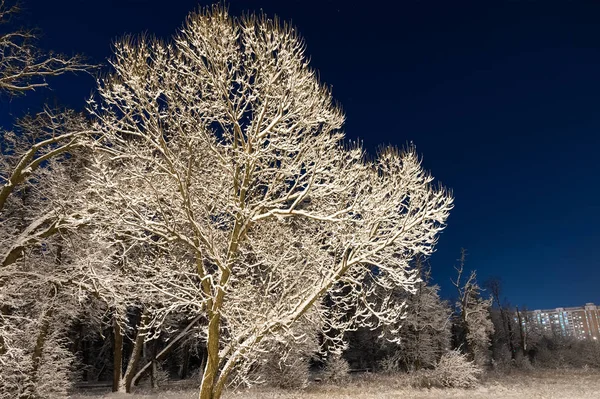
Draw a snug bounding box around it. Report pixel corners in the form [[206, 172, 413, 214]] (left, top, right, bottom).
[[248, 326, 319, 389], [514, 352, 534, 371], [531, 336, 600, 369], [429, 350, 482, 388], [322, 353, 350, 383], [254, 352, 312, 389]]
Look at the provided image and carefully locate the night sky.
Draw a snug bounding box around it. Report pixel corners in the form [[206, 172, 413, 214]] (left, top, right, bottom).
[[2, 0, 599, 310]]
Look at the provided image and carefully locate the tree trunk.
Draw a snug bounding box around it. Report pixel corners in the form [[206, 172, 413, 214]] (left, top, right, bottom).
[[199, 313, 221, 399], [516, 306, 527, 356], [150, 339, 159, 390], [30, 307, 54, 386], [180, 342, 191, 379], [0, 305, 9, 355], [503, 309, 516, 360], [414, 275, 423, 371], [198, 346, 207, 379], [30, 244, 62, 386], [112, 315, 123, 392], [121, 310, 149, 392], [150, 359, 157, 390]]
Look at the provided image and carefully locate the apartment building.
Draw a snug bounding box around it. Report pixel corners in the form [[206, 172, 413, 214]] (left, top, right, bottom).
[[519, 303, 600, 340]]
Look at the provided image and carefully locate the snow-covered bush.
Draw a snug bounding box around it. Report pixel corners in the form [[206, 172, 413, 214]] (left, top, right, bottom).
[[0, 347, 34, 399], [32, 334, 78, 398], [514, 352, 534, 370], [532, 336, 600, 369], [249, 325, 318, 389], [254, 351, 312, 389], [322, 353, 350, 383], [378, 260, 451, 372], [429, 350, 482, 388]]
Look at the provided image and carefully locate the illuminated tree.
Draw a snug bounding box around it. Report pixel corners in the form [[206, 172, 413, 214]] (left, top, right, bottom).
[[86, 6, 453, 399]]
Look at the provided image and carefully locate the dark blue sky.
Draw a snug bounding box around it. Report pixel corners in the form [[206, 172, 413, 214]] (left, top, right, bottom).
[[3, 0, 599, 310]]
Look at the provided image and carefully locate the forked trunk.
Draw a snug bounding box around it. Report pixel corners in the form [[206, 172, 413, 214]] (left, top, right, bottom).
[[122, 311, 149, 392]]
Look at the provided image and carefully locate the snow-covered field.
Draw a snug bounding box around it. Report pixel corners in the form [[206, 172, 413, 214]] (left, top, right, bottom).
[[71, 369, 600, 399]]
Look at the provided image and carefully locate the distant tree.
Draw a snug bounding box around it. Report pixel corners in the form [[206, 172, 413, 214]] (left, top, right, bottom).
[[85, 6, 453, 399], [484, 277, 519, 366], [378, 257, 451, 372], [345, 326, 385, 371], [399, 258, 451, 370], [452, 249, 494, 367], [516, 305, 542, 362]]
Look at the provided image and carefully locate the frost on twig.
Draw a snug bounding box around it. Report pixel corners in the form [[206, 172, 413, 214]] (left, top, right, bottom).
[[0, 0, 95, 95]]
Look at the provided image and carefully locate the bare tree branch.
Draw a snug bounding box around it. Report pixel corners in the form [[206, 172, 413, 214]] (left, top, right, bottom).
[[0, 0, 96, 95]]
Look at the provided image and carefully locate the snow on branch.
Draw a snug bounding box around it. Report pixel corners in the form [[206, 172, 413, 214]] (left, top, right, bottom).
[[84, 5, 453, 398], [0, 0, 96, 95]]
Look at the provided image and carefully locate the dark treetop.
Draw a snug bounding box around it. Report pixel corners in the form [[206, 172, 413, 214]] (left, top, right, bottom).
[[2, 0, 598, 310]]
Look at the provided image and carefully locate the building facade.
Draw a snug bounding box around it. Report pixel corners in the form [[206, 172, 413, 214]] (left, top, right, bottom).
[[519, 303, 600, 340]]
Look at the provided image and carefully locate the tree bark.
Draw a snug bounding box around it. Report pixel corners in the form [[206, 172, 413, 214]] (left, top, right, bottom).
[[30, 248, 61, 391], [516, 306, 527, 356], [121, 310, 149, 393], [150, 339, 159, 390], [180, 342, 191, 379], [0, 305, 9, 355], [503, 308, 516, 360], [30, 308, 54, 386], [199, 313, 221, 399], [488, 279, 516, 360], [112, 315, 123, 392]]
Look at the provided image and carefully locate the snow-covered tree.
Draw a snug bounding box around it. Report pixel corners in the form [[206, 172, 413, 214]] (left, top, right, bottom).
[[452, 249, 494, 367], [393, 259, 451, 371], [0, 120, 95, 398], [0, 110, 93, 267], [0, 111, 182, 395], [85, 6, 453, 399]]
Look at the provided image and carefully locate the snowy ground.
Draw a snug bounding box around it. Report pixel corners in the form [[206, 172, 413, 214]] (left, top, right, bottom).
[[71, 369, 600, 399]]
